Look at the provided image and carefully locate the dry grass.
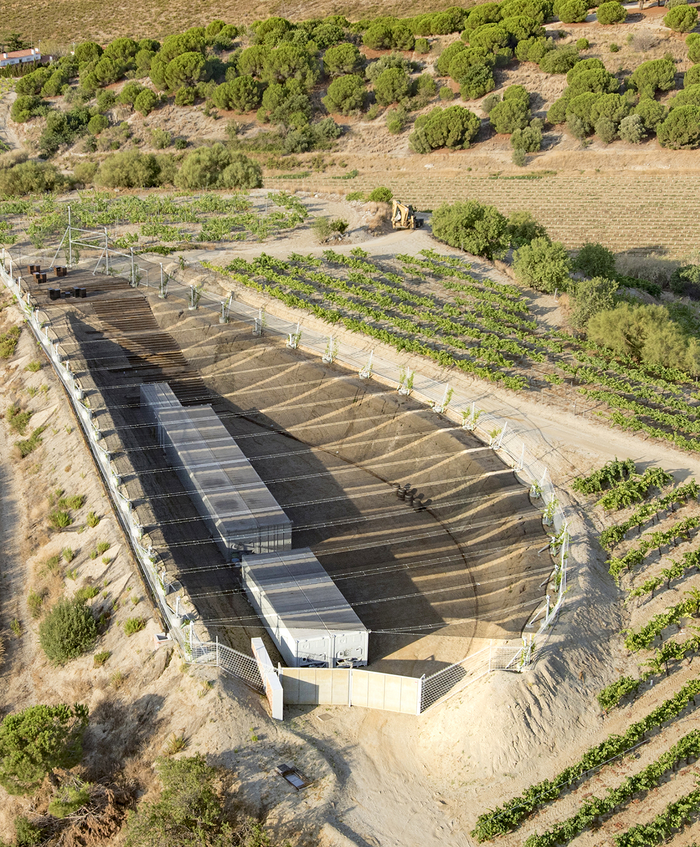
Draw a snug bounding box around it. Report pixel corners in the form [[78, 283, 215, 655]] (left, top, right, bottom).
[[2, 0, 463, 45]]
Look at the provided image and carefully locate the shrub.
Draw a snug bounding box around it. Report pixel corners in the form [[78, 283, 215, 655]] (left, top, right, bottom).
[[124, 617, 146, 636], [619, 113, 645, 143], [685, 65, 700, 87], [669, 83, 700, 109], [409, 105, 481, 153], [507, 210, 548, 247], [539, 46, 580, 74], [86, 511, 100, 528], [439, 86, 455, 101], [657, 105, 700, 148], [489, 85, 531, 133], [174, 86, 196, 106], [0, 704, 89, 795], [634, 97, 668, 130], [664, 5, 698, 32], [324, 43, 363, 76], [516, 36, 555, 63], [459, 63, 496, 99], [323, 74, 366, 114], [570, 276, 618, 328], [512, 147, 527, 166], [513, 237, 572, 292], [469, 23, 510, 52], [415, 37, 430, 54], [123, 755, 251, 847], [511, 121, 543, 151], [576, 38, 590, 50], [87, 114, 108, 134], [597, 2, 627, 24], [573, 242, 616, 278], [212, 76, 263, 113], [373, 67, 410, 105], [175, 145, 261, 189], [10, 95, 45, 123], [15, 816, 43, 845], [96, 151, 162, 188], [690, 36, 700, 64], [48, 784, 91, 818], [628, 58, 676, 98], [134, 89, 158, 116], [431, 200, 510, 260], [609, 43, 620, 53], [49, 510, 73, 530], [558, 0, 589, 23], [363, 23, 394, 50], [94, 650, 111, 667], [368, 186, 393, 202], [39, 598, 97, 664], [436, 41, 469, 76], [670, 264, 700, 298], [0, 160, 60, 196]]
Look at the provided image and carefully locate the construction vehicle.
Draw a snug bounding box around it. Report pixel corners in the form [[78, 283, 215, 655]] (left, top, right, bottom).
[[391, 200, 424, 230]]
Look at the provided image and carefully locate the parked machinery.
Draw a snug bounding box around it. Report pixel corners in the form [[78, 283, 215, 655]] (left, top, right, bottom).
[[391, 199, 424, 230]]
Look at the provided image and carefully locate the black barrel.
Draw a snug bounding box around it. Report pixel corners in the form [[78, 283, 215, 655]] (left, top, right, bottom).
[[49, 289, 60, 301]]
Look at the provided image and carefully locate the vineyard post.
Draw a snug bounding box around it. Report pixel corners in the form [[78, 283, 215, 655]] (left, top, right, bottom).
[[359, 350, 374, 380], [495, 421, 507, 450], [159, 264, 168, 299], [67, 206, 72, 267], [130, 247, 136, 287], [517, 443, 525, 471], [104, 228, 109, 274]]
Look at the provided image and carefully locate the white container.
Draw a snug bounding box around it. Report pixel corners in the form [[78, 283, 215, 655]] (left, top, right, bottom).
[[241, 548, 368, 668]]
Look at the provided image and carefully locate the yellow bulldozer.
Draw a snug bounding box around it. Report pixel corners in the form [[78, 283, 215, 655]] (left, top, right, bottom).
[[391, 200, 424, 230]]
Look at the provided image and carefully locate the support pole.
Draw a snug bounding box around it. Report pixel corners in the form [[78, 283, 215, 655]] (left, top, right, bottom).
[[130, 247, 136, 287], [68, 206, 72, 267], [104, 228, 109, 274]]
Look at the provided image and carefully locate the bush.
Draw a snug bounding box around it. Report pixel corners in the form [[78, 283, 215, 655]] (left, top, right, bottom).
[[175, 144, 262, 189], [588, 302, 699, 371], [15, 816, 43, 845], [324, 43, 363, 76], [576, 38, 590, 50], [618, 113, 645, 143], [507, 210, 548, 247], [87, 114, 108, 135], [609, 43, 620, 53], [513, 237, 572, 292], [657, 105, 700, 148], [670, 264, 700, 298], [664, 5, 698, 32], [134, 89, 158, 116], [363, 23, 394, 50], [174, 86, 196, 106], [431, 200, 510, 260], [516, 36, 555, 63], [573, 242, 616, 278], [539, 46, 580, 74], [634, 97, 668, 130], [48, 784, 91, 818], [10, 95, 45, 123], [323, 74, 366, 114], [439, 86, 455, 101], [0, 704, 89, 795], [409, 105, 481, 153], [670, 83, 700, 109], [558, 0, 589, 23], [39, 599, 97, 664], [690, 36, 700, 64], [570, 276, 618, 329], [212, 76, 263, 112], [373, 67, 410, 105], [96, 151, 163, 188], [685, 65, 700, 87], [597, 2, 627, 24], [124, 617, 146, 636], [368, 186, 393, 202], [0, 161, 60, 198], [415, 37, 431, 54], [489, 85, 531, 133], [628, 58, 676, 98], [124, 755, 253, 847], [459, 64, 496, 99], [511, 121, 543, 151]]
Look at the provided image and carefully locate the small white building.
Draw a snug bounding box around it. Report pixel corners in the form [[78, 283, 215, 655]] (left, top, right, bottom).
[[141, 382, 292, 556], [0, 48, 41, 67], [241, 548, 369, 668]]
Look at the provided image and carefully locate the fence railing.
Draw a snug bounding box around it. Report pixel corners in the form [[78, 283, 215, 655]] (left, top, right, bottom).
[[1, 233, 572, 713]]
